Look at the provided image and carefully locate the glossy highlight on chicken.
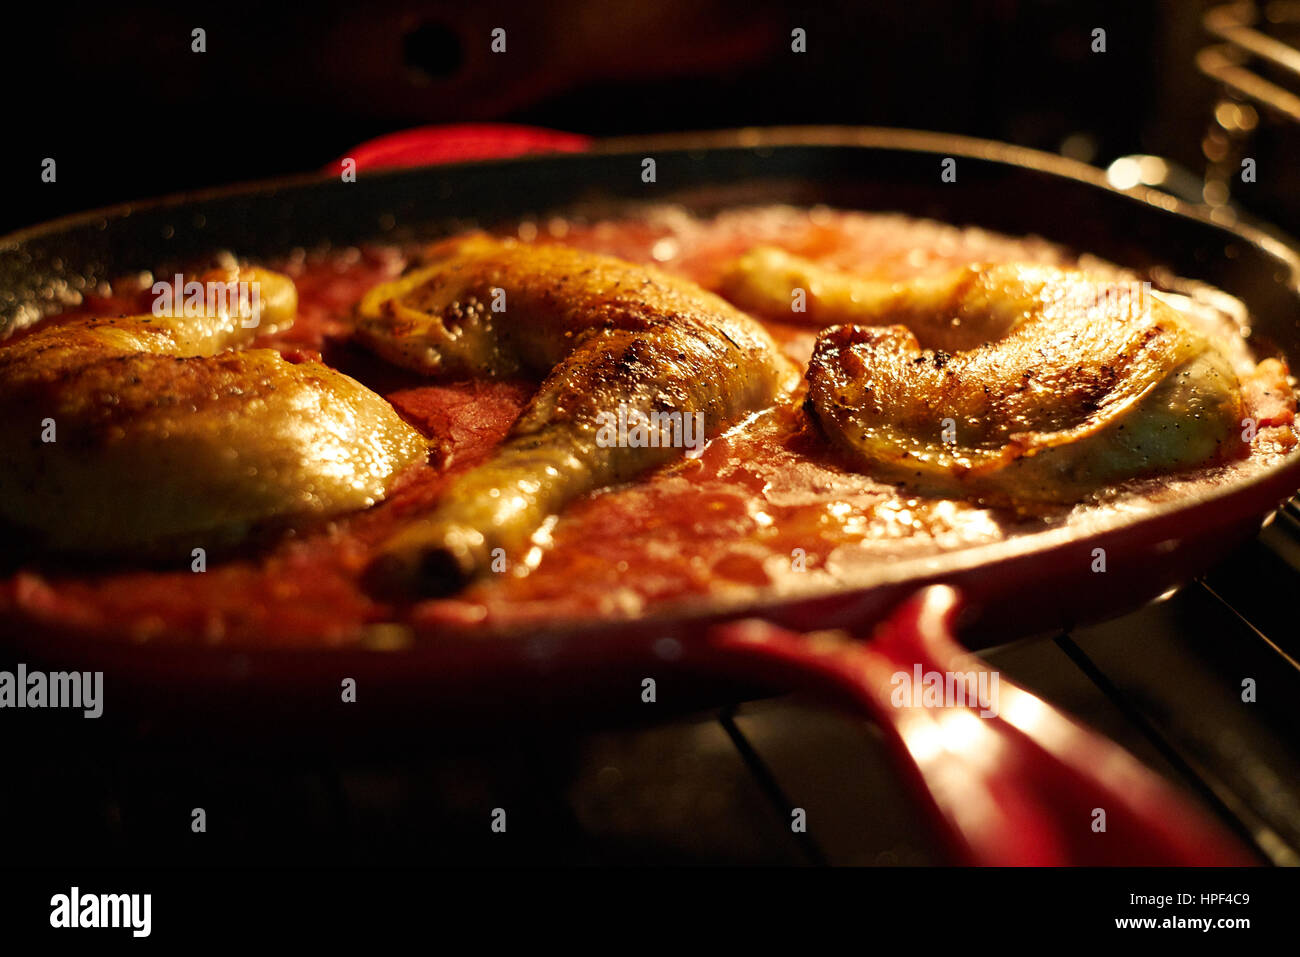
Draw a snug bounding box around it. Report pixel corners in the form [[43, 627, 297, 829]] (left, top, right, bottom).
[[355, 234, 798, 595], [0, 266, 427, 555]]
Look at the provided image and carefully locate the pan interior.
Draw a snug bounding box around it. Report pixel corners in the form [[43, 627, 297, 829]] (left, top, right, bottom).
[[3, 133, 1299, 653]]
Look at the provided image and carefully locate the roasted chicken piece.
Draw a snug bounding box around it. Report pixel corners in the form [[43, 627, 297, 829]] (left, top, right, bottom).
[[722, 245, 1036, 348], [356, 234, 797, 594], [0, 267, 426, 555], [788, 261, 1247, 503]]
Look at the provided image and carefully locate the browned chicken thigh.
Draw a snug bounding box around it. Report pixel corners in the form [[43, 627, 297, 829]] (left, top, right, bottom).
[[356, 234, 798, 594], [0, 267, 426, 555], [720, 251, 1247, 503]]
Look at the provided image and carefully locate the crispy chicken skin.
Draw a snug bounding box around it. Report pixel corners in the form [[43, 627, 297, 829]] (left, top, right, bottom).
[[786, 260, 1247, 503], [356, 234, 798, 594], [0, 267, 427, 555]]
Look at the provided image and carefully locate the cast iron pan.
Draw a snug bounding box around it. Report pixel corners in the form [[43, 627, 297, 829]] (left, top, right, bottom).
[[2, 127, 1299, 730]]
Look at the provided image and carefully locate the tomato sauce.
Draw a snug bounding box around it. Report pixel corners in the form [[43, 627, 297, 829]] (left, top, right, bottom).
[[4, 206, 1295, 648]]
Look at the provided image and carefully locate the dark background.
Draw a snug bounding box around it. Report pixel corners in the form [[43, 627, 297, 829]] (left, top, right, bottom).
[[0, 0, 1272, 235]]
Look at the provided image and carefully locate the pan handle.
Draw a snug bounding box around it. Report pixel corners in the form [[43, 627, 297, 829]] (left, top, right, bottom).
[[702, 586, 1255, 866], [326, 123, 591, 175]]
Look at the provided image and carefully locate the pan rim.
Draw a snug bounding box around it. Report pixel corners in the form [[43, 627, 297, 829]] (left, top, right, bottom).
[[3, 125, 1298, 290]]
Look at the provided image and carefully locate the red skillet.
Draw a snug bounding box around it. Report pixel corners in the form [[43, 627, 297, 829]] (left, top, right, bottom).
[[3, 127, 1297, 864]]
